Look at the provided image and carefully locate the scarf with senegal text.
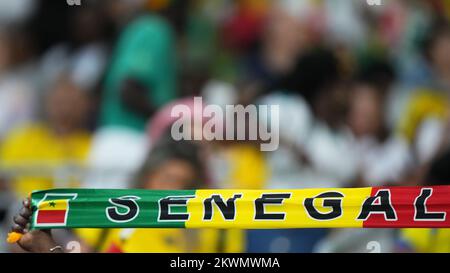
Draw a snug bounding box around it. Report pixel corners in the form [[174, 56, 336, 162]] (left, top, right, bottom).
[[7, 186, 450, 243]]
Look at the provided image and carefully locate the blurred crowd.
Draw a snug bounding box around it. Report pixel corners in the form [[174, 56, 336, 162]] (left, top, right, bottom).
[[1, 0, 450, 253]]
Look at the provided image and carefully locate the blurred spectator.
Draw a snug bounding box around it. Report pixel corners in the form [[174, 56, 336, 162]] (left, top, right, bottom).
[[0, 27, 37, 140], [86, 11, 178, 189], [348, 59, 412, 186], [241, 0, 308, 93], [396, 19, 450, 184], [262, 48, 358, 190], [99, 14, 177, 130], [349, 82, 412, 186], [0, 74, 92, 197], [39, 4, 110, 92]]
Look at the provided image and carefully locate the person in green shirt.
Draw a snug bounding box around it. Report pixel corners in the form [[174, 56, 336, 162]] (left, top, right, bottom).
[[85, 14, 178, 189], [100, 14, 177, 132]]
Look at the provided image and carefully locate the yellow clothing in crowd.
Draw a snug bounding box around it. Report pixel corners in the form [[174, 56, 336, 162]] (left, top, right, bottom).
[[401, 228, 450, 253], [0, 124, 91, 196], [445, 1, 450, 19], [224, 144, 269, 189], [76, 228, 244, 253], [398, 89, 449, 143]]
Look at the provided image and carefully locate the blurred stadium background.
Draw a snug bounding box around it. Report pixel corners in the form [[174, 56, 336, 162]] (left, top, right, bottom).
[[1, 0, 450, 253]]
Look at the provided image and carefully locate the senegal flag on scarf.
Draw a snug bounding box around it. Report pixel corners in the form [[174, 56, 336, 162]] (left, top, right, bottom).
[[29, 186, 450, 230], [34, 194, 77, 226]]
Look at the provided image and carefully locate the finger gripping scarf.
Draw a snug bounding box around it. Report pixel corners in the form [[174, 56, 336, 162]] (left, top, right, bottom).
[[21, 186, 450, 230]]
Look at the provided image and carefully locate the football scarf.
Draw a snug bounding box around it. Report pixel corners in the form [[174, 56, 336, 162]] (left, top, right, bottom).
[[25, 186, 450, 230]]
